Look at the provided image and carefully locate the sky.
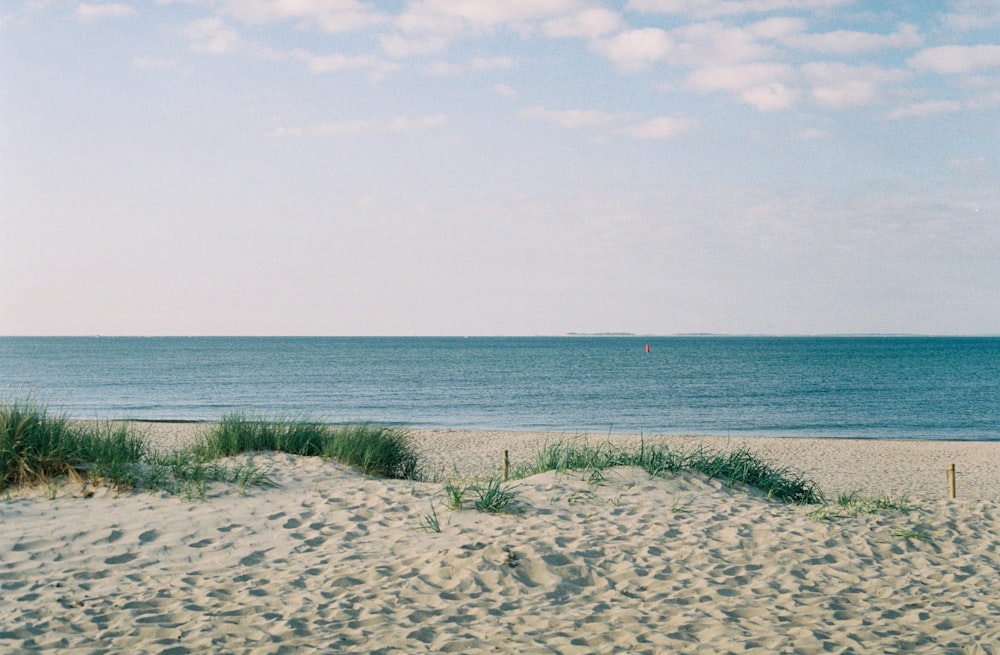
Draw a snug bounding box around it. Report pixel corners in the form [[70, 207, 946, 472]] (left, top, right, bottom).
[[1, 0, 998, 336]]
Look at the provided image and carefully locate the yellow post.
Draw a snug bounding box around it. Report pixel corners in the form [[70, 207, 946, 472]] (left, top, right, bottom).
[[503, 449, 510, 481], [948, 463, 956, 499]]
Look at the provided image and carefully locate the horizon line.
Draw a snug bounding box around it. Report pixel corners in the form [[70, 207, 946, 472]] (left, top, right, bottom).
[[3, 333, 1000, 338]]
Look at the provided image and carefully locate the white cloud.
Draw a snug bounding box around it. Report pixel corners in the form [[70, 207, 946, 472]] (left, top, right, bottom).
[[388, 115, 448, 132], [741, 83, 799, 110], [809, 81, 876, 108], [295, 51, 380, 73], [909, 45, 1000, 74], [398, 0, 578, 34], [385, 0, 585, 59], [217, 0, 387, 33], [687, 63, 798, 110], [886, 100, 963, 120], [182, 17, 242, 55], [75, 3, 135, 22], [290, 49, 399, 79], [623, 116, 698, 139], [519, 106, 621, 129], [273, 115, 447, 138], [626, 0, 851, 19], [803, 62, 910, 109], [429, 56, 514, 75], [590, 28, 672, 71], [783, 23, 923, 55], [943, 0, 1000, 31], [379, 33, 449, 58], [393, 6, 466, 37], [670, 21, 775, 66], [687, 62, 793, 92], [543, 8, 625, 39], [519, 105, 695, 140], [746, 16, 807, 40]]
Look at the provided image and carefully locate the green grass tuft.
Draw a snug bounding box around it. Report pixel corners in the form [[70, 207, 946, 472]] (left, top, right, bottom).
[[469, 478, 520, 514], [443, 479, 466, 510], [1, 398, 148, 491], [184, 415, 420, 480], [516, 439, 823, 505], [187, 415, 329, 459], [809, 491, 915, 521], [418, 502, 442, 533], [319, 424, 420, 480]]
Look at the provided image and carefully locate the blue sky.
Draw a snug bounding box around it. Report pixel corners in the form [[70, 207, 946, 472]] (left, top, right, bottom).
[[1, 0, 998, 335]]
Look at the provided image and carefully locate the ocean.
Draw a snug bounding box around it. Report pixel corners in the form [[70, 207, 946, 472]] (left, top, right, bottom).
[[1, 336, 998, 440]]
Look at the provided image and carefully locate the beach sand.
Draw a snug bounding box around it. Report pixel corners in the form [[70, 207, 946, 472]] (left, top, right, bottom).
[[2, 425, 998, 654]]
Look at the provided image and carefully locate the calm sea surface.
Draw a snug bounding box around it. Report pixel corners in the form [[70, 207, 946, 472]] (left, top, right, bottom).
[[1, 337, 998, 440]]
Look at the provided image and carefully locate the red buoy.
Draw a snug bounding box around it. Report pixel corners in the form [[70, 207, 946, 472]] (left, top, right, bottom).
[[645, 343, 650, 353]]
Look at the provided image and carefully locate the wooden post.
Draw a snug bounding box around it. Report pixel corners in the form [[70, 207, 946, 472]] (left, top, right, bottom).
[[947, 463, 956, 499], [503, 449, 510, 481]]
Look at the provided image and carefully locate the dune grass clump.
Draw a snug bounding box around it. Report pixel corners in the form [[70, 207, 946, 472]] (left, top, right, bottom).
[[188, 415, 331, 459], [437, 477, 520, 515], [470, 479, 520, 514], [188, 415, 420, 480], [2, 401, 421, 498], [320, 424, 420, 480], [807, 491, 915, 521], [518, 439, 824, 505], [0, 399, 147, 491], [443, 480, 466, 510], [687, 447, 823, 505]]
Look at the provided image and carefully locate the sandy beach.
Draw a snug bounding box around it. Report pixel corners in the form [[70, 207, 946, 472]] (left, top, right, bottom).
[[2, 425, 998, 654]]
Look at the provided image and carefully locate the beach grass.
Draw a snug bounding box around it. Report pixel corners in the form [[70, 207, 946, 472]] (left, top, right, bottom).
[[187, 415, 419, 480], [418, 502, 442, 533], [469, 478, 520, 514], [443, 479, 466, 510], [187, 414, 330, 459], [437, 478, 521, 514], [315, 423, 419, 480], [807, 491, 915, 521], [1, 398, 147, 491], [1, 401, 421, 496], [6, 399, 830, 508], [516, 439, 825, 505]]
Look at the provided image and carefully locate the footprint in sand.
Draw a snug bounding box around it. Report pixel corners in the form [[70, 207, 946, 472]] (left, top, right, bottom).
[[104, 552, 137, 565], [239, 550, 268, 567], [138, 529, 159, 544]]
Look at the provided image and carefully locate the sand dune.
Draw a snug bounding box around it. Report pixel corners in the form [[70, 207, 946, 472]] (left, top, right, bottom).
[[3, 430, 999, 654], [129, 422, 1000, 501]]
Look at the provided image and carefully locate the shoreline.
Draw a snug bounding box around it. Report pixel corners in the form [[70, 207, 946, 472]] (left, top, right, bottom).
[[120, 422, 1000, 502]]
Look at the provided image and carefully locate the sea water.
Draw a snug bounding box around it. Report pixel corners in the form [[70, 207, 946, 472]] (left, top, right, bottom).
[[1, 336, 998, 440]]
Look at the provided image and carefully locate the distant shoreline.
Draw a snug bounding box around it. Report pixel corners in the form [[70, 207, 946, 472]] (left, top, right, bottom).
[[5, 333, 1000, 338]]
